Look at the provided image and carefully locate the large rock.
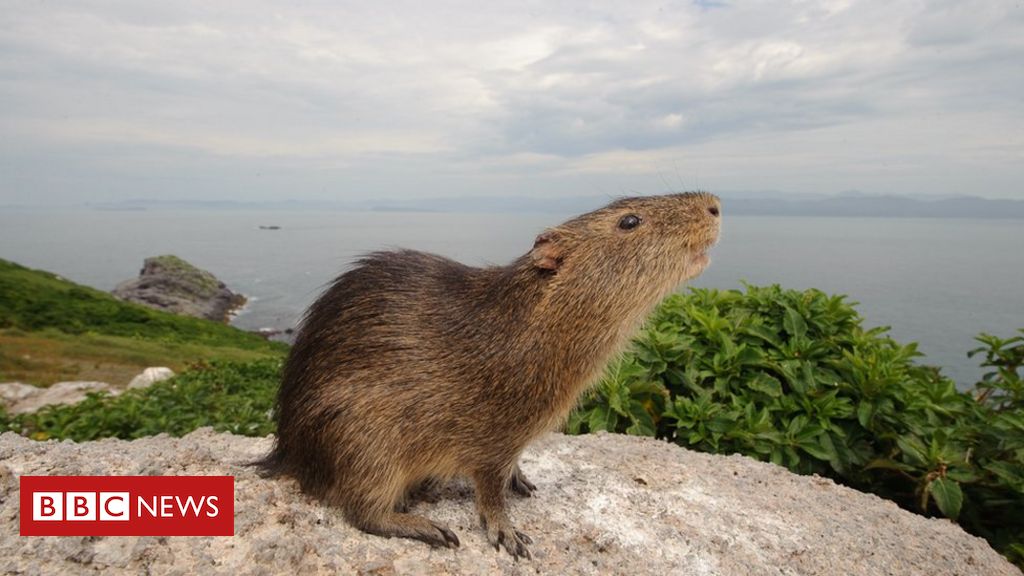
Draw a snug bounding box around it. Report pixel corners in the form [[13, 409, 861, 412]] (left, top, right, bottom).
[[127, 367, 175, 390], [0, 382, 39, 407], [0, 381, 116, 414], [0, 430, 1017, 576], [112, 255, 246, 323]]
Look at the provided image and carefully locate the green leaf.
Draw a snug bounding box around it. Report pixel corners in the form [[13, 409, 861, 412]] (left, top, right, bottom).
[[985, 461, 1024, 489], [816, 432, 842, 468], [607, 389, 623, 415], [798, 436, 834, 461], [743, 324, 783, 348], [863, 458, 916, 473], [707, 415, 735, 434], [800, 362, 817, 393], [747, 373, 783, 398], [566, 410, 587, 434], [627, 379, 666, 396], [588, 405, 618, 432], [929, 477, 963, 520], [626, 401, 657, 437], [943, 467, 980, 484], [780, 361, 807, 394], [856, 400, 874, 427], [896, 436, 929, 467], [734, 345, 764, 366], [783, 307, 808, 339]]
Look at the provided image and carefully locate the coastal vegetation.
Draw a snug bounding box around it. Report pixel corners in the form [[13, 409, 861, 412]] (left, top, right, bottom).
[[0, 258, 286, 385], [568, 285, 1024, 566], [0, 260, 1020, 565]]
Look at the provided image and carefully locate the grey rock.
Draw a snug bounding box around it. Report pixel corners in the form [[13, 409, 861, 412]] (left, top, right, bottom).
[[112, 255, 246, 323], [0, 381, 116, 414], [0, 430, 1017, 576], [0, 382, 39, 404]]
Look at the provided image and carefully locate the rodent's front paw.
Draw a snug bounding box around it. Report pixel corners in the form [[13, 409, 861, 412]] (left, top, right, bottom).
[[486, 523, 533, 559]]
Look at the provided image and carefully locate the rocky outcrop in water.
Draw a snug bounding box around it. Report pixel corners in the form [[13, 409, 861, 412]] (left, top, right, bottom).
[[1, 430, 1017, 575], [112, 255, 245, 323]]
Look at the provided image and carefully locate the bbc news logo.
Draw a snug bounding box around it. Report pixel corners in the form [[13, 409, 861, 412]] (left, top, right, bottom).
[[20, 476, 233, 536]]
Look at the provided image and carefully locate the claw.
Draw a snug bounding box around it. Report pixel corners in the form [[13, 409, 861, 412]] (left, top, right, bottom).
[[421, 520, 460, 549], [508, 467, 538, 497], [438, 524, 460, 548], [489, 526, 532, 559]]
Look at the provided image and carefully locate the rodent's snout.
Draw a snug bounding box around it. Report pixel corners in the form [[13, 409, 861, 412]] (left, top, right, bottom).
[[699, 195, 722, 249], [705, 195, 721, 218]]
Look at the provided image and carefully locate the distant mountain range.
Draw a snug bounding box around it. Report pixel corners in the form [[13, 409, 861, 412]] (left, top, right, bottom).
[[8, 193, 1024, 218]]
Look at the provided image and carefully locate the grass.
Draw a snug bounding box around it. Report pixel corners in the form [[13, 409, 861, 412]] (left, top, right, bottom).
[[0, 328, 281, 386]]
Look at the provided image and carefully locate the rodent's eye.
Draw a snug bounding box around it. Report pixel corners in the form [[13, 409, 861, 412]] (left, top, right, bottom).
[[617, 214, 642, 231]]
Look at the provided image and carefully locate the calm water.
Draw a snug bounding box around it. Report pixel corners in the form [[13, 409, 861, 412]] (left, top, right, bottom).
[[1, 208, 1021, 386]]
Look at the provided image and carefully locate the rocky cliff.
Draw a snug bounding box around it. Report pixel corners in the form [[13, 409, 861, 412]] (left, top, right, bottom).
[[1, 430, 1017, 576], [111, 255, 245, 323]]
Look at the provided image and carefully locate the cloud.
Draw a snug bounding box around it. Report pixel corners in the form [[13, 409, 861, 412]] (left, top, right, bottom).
[[0, 0, 1021, 203]]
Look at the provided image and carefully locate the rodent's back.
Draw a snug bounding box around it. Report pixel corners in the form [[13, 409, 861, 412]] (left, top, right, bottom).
[[291, 251, 471, 368], [286, 251, 533, 381]]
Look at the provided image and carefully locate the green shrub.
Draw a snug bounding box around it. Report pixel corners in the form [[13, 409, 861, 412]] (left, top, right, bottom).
[[6, 358, 282, 441], [568, 285, 1024, 566]]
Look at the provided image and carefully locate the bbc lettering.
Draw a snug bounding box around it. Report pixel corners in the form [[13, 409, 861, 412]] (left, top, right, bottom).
[[21, 476, 233, 536], [33, 491, 130, 521]]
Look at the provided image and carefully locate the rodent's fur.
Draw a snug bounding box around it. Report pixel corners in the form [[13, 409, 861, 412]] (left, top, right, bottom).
[[255, 192, 721, 558]]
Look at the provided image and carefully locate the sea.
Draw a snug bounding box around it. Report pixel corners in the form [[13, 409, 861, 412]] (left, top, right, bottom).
[[1, 208, 1021, 387]]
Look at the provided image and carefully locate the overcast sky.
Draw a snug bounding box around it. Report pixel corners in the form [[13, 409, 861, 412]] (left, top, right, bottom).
[[2, 0, 1022, 205]]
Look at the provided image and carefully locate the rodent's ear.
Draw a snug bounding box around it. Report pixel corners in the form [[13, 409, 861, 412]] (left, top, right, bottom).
[[530, 230, 563, 271]]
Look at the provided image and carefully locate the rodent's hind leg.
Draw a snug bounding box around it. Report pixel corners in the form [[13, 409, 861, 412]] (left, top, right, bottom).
[[507, 463, 537, 497], [343, 480, 459, 549], [474, 468, 532, 559], [355, 511, 460, 549]]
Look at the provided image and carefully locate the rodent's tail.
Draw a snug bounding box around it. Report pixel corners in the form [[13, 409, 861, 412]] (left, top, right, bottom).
[[248, 443, 287, 478]]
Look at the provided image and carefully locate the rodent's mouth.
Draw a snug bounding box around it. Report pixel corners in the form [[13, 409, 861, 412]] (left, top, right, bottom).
[[686, 229, 718, 272], [690, 240, 716, 269]]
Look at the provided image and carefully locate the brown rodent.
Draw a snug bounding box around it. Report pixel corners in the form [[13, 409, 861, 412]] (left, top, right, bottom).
[[255, 192, 721, 558]]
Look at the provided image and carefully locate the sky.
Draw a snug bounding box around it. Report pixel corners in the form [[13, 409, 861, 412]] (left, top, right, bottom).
[[1, 0, 1022, 206]]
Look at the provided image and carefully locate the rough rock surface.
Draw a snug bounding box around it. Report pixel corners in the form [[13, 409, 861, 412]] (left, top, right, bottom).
[[111, 255, 245, 322], [0, 381, 116, 415], [1, 430, 1017, 576]]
